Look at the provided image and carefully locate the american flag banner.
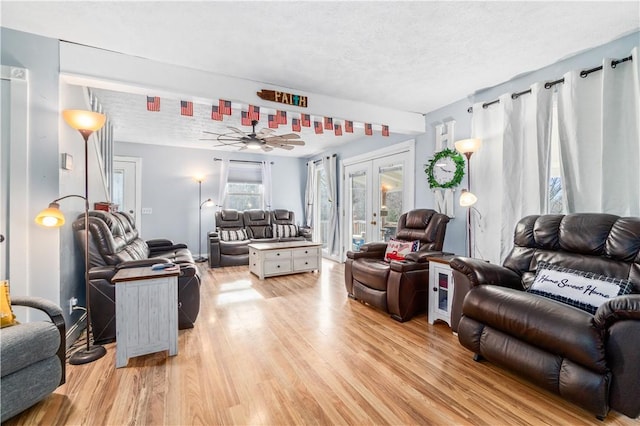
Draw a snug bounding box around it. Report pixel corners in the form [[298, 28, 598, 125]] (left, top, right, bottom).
[[292, 118, 301, 132], [248, 105, 260, 121], [324, 117, 333, 130], [314, 121, 323, 134], [382, 125, 389, 136], [211, 105, 223, 121], [147, 96, 160, 112], [345, 120, 354, 133], [365, 123, 373, 136], [219, 99, 232, 115], [241, 111, 251, 126], [301, 114, 311, 127], [181, 101, 193, 116], [268, 114, 278, 129], [335, 123, 343, 136], [277, 110, 287, 125]]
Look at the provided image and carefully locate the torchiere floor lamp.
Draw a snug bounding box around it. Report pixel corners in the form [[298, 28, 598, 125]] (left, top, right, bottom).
[[193, 176, 213, 262], [454, 138, 482, 257], [35, 109, 107, 364]]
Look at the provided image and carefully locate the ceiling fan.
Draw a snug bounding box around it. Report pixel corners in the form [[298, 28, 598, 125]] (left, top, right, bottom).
[[200, 120, 305, 152]]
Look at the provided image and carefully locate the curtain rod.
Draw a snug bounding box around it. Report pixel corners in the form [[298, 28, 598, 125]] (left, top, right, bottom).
[[213, 157, 274, 165], [306, 153, 337, 165], [467, 55, 633, 113]]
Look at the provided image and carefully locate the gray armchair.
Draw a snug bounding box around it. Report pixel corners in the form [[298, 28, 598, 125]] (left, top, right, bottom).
[[0, 296, 66, 422]]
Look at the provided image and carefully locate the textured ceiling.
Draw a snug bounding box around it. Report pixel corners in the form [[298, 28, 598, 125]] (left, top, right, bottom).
[[2, 1, 639, 157]]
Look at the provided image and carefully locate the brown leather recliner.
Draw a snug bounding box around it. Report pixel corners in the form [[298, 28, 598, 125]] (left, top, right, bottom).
[[451, 213, 640, 420], [344, 209, 450, 322], [73, 211, 201, 344]]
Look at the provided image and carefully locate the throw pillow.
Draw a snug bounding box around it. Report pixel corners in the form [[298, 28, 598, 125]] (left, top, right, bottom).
[[1, 280, 17, 328], [273, 224, 298, 239], [384, 239, 420, 262], [528, 261, 633, 314], [219, 229, 248, 242]]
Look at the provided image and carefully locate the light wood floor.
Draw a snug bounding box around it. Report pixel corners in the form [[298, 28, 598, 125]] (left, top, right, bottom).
[[7, 261, 637, 425]]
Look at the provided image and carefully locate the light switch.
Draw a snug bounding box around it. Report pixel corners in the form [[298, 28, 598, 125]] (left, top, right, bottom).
[[142, 208, 152, 214]]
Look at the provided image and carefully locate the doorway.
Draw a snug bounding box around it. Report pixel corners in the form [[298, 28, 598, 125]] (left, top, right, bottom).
[[342, 141, 415, 259], [113, 156, 142, 231]]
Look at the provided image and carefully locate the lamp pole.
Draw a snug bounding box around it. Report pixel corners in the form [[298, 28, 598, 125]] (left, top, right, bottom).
[[68, 116, 107, 365], [194, 178, 210, 262]]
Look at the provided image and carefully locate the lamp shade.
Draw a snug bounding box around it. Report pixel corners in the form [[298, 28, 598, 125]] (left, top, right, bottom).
[[35, 202, 66, 227], [454, 138, 482, 155], [193, 175, 205, 183], [459, 189, 478, 207], [62, 110, 106, 132]]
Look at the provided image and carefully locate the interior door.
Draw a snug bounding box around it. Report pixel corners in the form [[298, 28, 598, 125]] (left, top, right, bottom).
[[113, 156, 141, 229]]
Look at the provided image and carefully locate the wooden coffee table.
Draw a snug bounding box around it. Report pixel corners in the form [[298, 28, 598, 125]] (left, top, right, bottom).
[[249, 241, 322, 280]]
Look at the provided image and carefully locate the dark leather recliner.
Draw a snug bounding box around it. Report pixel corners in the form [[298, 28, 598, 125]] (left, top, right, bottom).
[[451, 213, 640, 419], [270, 209, 312, 241], [344, 209, 450, 322], [73, 211, 201, 344]]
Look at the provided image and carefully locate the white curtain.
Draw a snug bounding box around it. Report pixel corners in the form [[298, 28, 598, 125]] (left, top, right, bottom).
[[472, 84, 553, 264], [323, 155, 340, 256], [261, 161, 272, 210], [557, 47, 640, 215], [217, 159, 229, 210], [304, 161, 316, 228]]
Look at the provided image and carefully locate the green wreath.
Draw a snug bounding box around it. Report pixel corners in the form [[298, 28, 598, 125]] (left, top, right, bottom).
[[424, 148, 466, 189]]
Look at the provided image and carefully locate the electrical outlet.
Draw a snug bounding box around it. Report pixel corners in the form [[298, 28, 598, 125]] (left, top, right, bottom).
[[142, 208, 152, 214], [69, 297, 78, 315]]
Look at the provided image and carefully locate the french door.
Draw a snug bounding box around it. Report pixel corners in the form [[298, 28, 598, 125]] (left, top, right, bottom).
[[343, 143, 414, 257]]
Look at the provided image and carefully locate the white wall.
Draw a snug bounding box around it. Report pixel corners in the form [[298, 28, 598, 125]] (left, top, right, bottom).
[[114, 142, 305, 257]]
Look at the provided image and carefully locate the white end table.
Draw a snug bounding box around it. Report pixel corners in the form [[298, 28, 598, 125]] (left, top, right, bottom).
[[427, 254, 457, 328], [112, 266, 179, 368]]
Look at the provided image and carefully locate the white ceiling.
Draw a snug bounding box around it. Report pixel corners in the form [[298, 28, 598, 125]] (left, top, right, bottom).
[[2, 1, 639, 157]]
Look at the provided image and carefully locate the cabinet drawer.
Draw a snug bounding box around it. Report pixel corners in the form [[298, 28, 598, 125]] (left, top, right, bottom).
[[294, 257, 318, 270], [265, 250, 290, 260], [264, 260, 292, 274], [292, 247, 319, 258]]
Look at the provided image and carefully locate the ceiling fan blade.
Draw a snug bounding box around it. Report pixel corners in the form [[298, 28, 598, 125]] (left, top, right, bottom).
[[273, 133, 300, 140], [266, 143, 294, 150], [262, 145, 274, 152], [202, 130, 223, 135], [256, 128, 276, 137], [266, 138, 305, 146], [227, 126, 248, 137]]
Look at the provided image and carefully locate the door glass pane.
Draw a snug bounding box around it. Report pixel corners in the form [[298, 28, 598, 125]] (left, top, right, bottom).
[[112, 170, 124, 208], [379, 165, 403, 241], [350, 172, 367, 251], [317, 168, 329, 251]]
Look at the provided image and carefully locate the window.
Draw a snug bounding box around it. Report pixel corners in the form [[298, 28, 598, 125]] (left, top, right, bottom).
[[224, 162, 263, 210]]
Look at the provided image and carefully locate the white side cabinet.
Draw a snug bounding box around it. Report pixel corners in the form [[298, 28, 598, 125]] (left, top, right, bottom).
[[113, 266, 179, 368], [428, 256, 456, 327]]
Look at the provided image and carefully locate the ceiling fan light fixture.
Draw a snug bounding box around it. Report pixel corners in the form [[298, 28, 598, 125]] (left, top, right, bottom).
[[246, 140, 262, 150]]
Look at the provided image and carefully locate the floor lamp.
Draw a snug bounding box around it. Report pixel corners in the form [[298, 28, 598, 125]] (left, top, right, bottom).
[[193, 176, 212, 262], [454, 138, 482, 258], [35, 109, 107, 364]]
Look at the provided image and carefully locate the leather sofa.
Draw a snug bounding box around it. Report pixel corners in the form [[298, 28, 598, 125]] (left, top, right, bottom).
[[344, 209, 450, 322], [451, 213, 640, 419], [72, 211, 201, 344], [208, 209, 312, 268]]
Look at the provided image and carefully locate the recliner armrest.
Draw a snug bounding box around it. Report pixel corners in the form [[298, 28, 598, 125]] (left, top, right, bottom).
[[450, 256, 523, 290], [88, 265, 116, 281], [11, 296, 66, 386], [593, 294, 640, 330], [115, 258, 170, 270], [147, 239, 188, 254], [404, 250, 452, 264], [146, 238, 174, 247]]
